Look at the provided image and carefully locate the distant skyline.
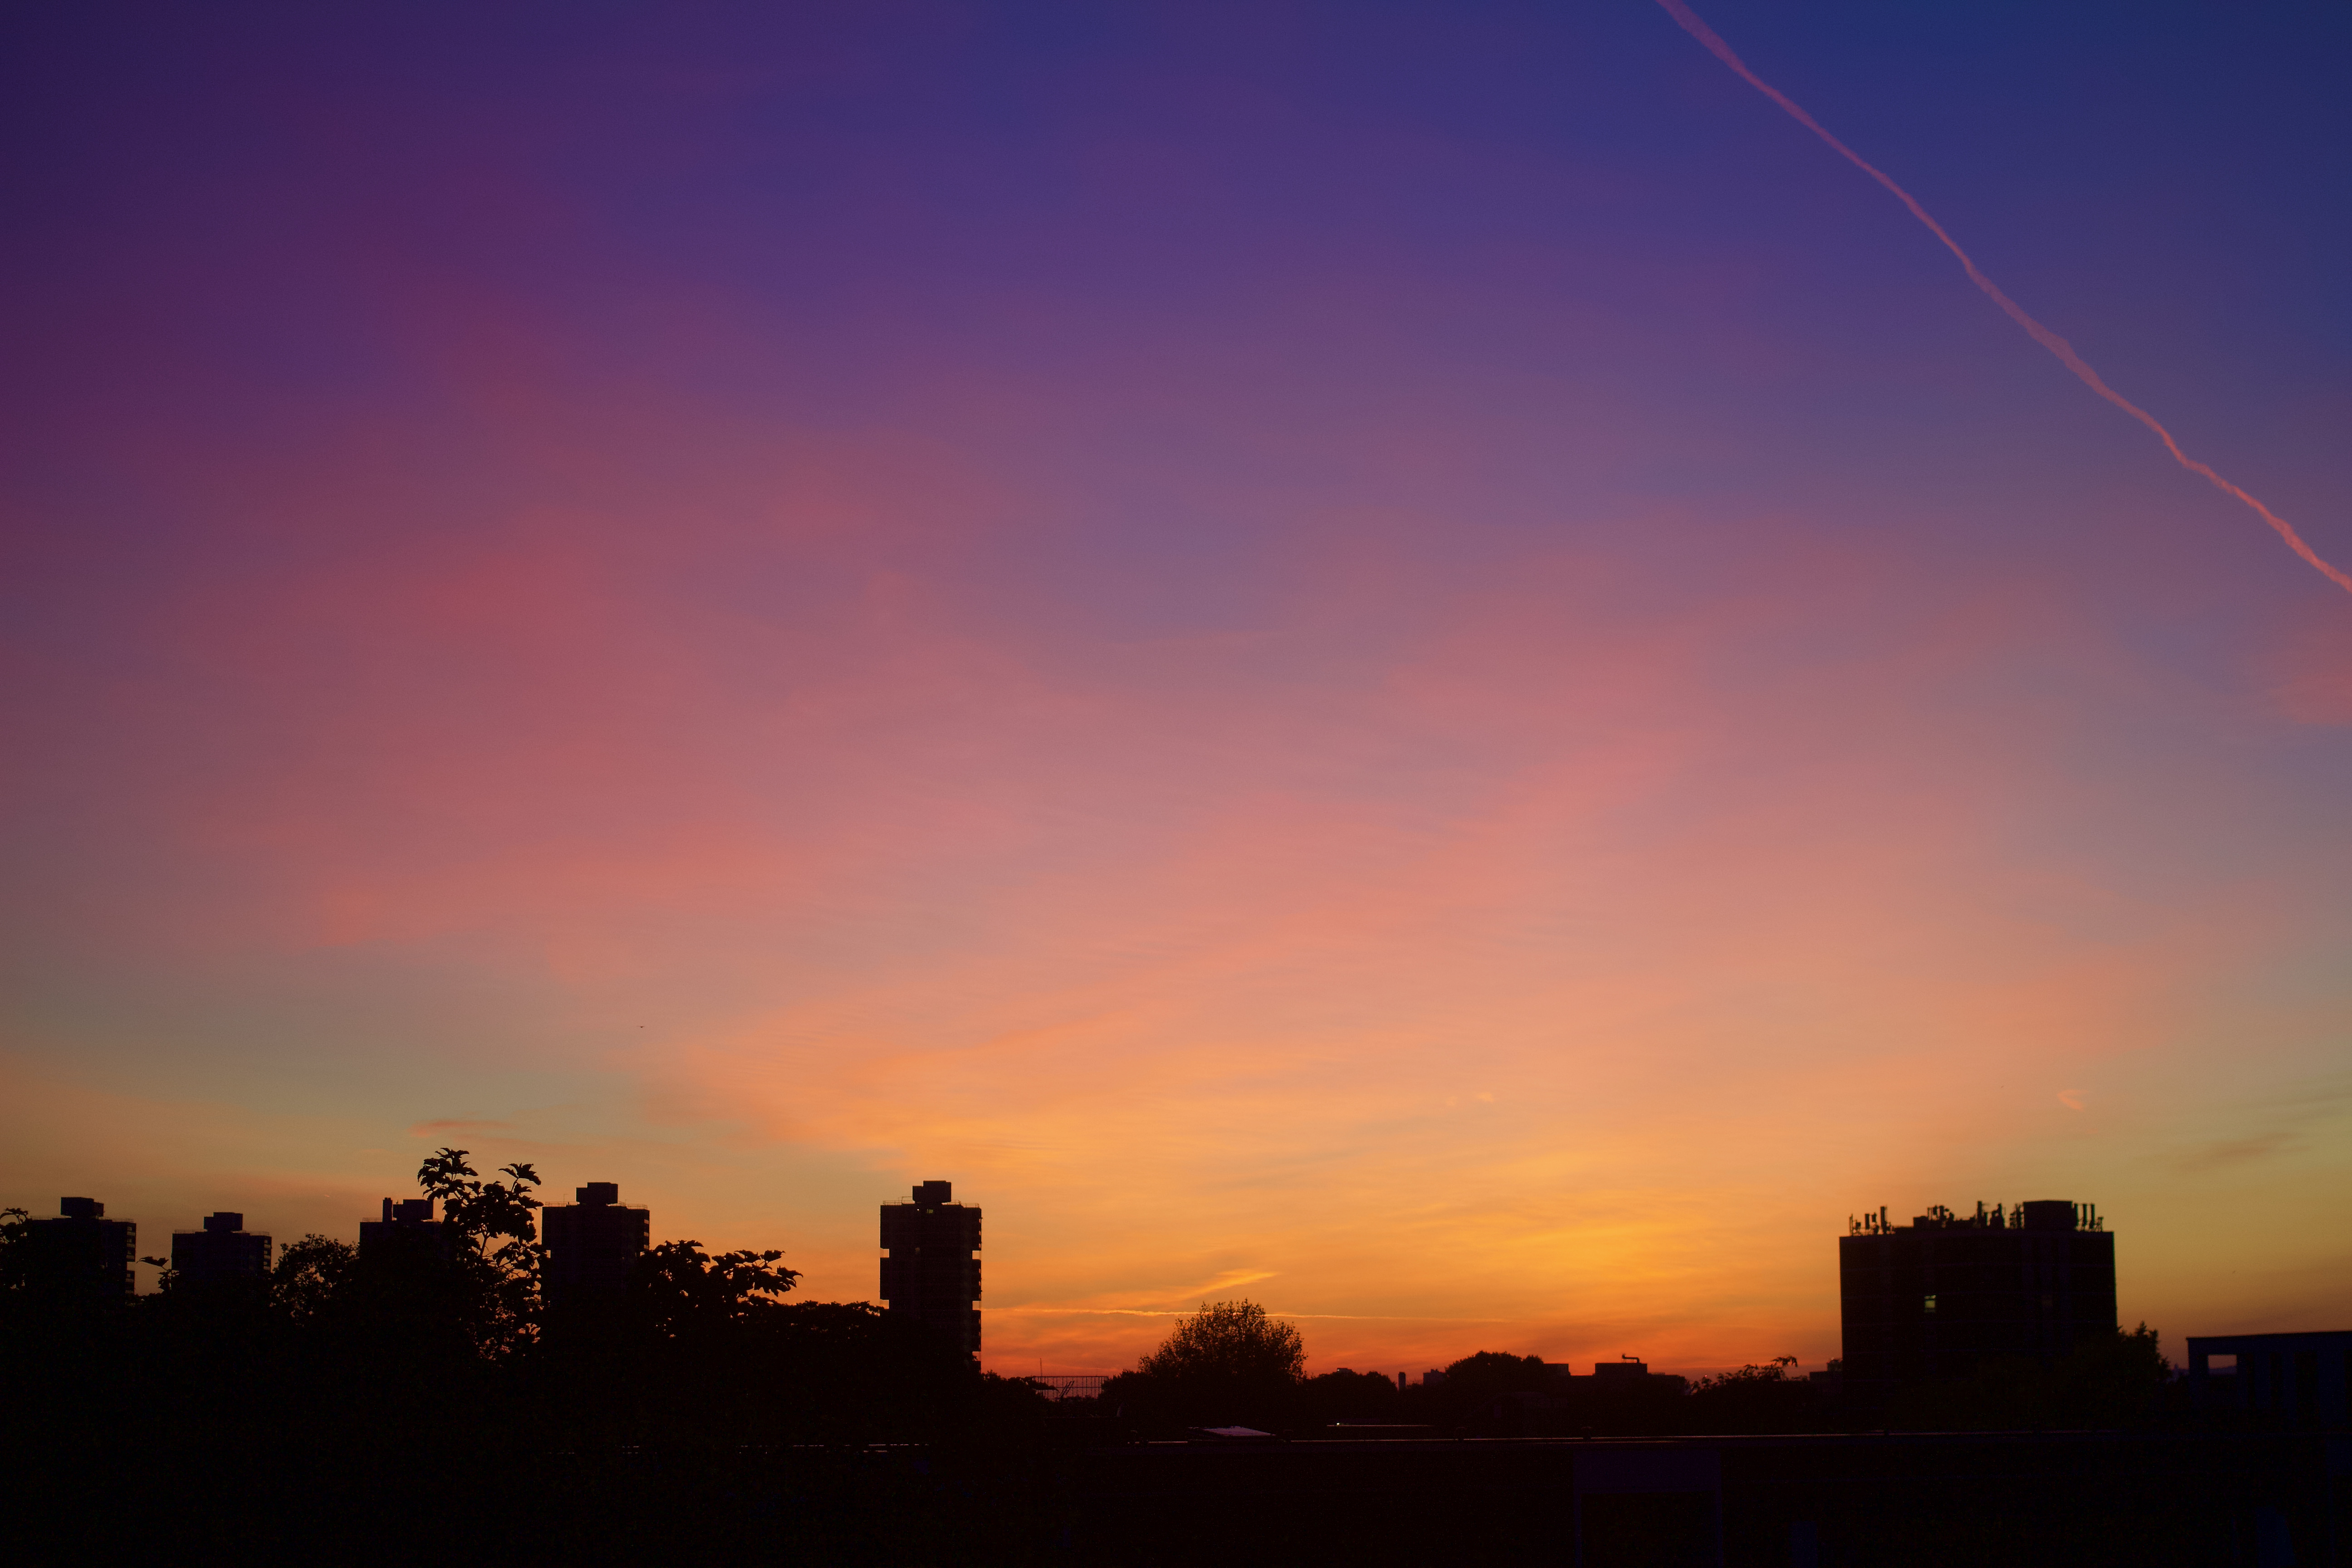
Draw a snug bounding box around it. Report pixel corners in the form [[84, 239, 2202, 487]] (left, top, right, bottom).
[[4, 1, 2348, 1377]]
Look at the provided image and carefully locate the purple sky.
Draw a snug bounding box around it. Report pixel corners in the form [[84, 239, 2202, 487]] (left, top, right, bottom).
[[5, 1, 2348, 1373]]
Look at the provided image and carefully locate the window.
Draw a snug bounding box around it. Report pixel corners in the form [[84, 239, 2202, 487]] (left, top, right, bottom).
[[1922, 1294, 1937, 1314]]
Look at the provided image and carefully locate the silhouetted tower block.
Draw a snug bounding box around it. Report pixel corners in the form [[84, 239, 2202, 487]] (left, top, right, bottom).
[[1840, 1199, 2117, 1401], [542, 1181, 650, 1299], [358, 1196, 450, 1261], [23, 1198, 137, 1304], [880, 1180, 981, 1359], [171, 1212, 272, 1283]]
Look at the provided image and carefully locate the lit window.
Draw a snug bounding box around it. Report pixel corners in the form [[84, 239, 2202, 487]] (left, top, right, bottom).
[[1922, 1294, 1937, 1314]]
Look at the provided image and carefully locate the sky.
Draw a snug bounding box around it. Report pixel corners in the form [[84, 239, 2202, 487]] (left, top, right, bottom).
[[4, 0, 2348, 1378]]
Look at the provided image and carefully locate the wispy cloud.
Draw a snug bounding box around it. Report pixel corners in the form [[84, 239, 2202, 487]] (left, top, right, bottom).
[[2170, 1132, 2295, 1175], [407, 1119, 516, 1137], [1655, 0, 2352, 595]]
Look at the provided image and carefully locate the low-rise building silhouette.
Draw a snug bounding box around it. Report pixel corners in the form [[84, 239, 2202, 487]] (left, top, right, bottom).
[[880, 1179, 981, 1359], [1840, 1198, 2117, 1398], [171, 1212, 271, 1283], [23, 1197, 137, 1304], [1538, 1357, 1686, 1392], [2187, 1331, 2352, 1427], [542, 1181, 650, 1299], [359, 1196, 449, 1261]]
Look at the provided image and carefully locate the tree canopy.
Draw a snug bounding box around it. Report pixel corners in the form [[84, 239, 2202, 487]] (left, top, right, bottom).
[[1137, 1299, 1304, 1386], [626, 1237, 800, 1338], [1099, 1299, 1305, 1428]]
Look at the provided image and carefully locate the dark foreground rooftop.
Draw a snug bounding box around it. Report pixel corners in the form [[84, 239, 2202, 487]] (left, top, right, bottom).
[[15, 1415, 2344, 1566], [1061, 1428, 2345, 1566]]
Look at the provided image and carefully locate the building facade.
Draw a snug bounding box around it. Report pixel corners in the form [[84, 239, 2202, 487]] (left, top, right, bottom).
[[542, 1181, 651, 1299], [1839, 1199, 2116, 1396], [879, 1180, 981, 1359], [170, 1212, 272, 1283], [22, 1197, 137, 1304]]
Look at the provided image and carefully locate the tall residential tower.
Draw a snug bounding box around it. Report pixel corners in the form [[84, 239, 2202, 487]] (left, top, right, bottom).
[[171, 1212, 271, 1284], [542, 1181, 651, 1300], [880, 1180, 980, 1360], [23, 1198, 137, 1305]]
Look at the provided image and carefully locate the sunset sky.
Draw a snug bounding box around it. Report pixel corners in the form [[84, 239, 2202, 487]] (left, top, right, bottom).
[[5, 0, 2348, 1377]]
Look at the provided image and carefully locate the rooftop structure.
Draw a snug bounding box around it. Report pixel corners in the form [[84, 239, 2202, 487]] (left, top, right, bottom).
[[21, 1198, 137, 1304], [170, 1212, 272, 1283], [1840, 1198, 2116, 1397], [358, 1196, 450, 1262], [880, 1180, 981, 1360], [542, 1181, 651, 1300], [1531, 1359, 1690, 1401], [1535, 1357, 1680, 1387]]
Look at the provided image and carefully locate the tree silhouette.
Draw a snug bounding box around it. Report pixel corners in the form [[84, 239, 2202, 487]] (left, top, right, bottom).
[[1891, 1322, 2174, 1431], [414, 1147, 544, 1355], [1105, 1299, 1305, 1428], [271, 1234, 358, 1327], [1684, 1354, 1820, 1433], [628, 1237, 800, 1338], [1439, 1350, 1553, 1401], [1689, 1354, 1799, 1391], [1137, 1299, 1305, 1384], [1301, 1366, 1404, 1425], [0, 1205, 32, 1297]]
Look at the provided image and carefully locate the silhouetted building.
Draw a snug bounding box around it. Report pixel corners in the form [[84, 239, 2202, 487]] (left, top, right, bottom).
[[542, 1181, 650, 1299], [358, 1196, 450, 1261], [1541, 1357, 1685, 1392], [1533, 1358, 1691, 1410], [1840, 1199, 2116, 1398], [22, 1197, 137, 1304], [2187, 1332, 2352, 1427], [170, 1212, 271, 1283], [880, 1179, 980, 1359]]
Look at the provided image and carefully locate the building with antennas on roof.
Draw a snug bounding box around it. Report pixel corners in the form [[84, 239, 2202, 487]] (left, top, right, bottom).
[[1840, 1199, 2116, 1404]]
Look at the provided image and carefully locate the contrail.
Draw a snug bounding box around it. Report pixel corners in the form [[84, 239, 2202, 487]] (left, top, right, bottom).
[[1654, 0, 2352, 596]]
